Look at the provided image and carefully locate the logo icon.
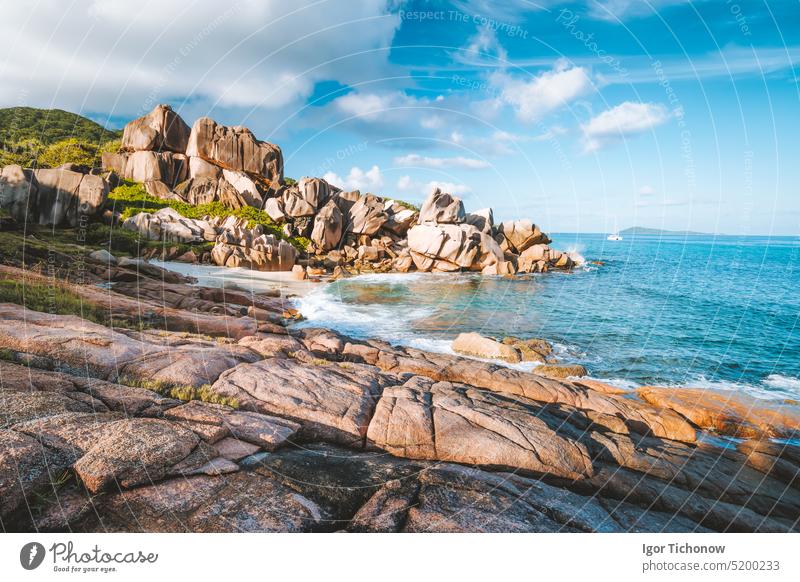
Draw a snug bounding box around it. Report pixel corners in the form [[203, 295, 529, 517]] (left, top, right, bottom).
[[20, 542, 46, 570]]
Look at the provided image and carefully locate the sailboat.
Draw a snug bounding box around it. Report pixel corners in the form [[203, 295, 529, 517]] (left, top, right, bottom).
[[607, 219, 623, 241]]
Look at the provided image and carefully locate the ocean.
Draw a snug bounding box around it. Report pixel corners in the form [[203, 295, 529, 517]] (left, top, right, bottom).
[[295, 233, 800, 400]]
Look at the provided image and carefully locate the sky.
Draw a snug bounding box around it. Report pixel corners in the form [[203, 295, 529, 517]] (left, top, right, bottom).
[[1, 0, 798, 234]]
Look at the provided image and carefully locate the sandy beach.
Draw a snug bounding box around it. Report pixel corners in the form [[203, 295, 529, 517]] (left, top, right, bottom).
[[151, 260, 319, 296]]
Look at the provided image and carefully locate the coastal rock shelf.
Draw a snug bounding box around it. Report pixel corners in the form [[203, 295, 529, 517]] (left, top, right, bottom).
[[0, 259, 797, 533]]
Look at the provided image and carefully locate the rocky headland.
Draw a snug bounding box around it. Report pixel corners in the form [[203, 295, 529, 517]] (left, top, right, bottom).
[[0, 105, 798, 533]]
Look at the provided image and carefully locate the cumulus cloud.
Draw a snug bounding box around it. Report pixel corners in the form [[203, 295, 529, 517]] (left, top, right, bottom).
[[397, 176, 471, 196], [329, 90, 452, 143], [581, 101, 669, 151], [0, 0, 400, 121], [393, 154, 490, 170], [323, 165, 384, 192], [638, 185, 656, 196], [491, 61, 593, 123]]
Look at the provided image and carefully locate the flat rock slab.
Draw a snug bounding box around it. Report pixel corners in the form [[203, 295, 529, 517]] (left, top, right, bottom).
[[254, 442, 422, 526], [402, 464, 613, 533], [366, 376, 594, 480], [639, 386, 800, 439], [0, 429, 72, 518], [0, 360, 77, 393], [238, 333, 303, 358], [73, 418, 199, 493], [210, 358, 390, 447], [164, 400, 299, 450], [88, 472, 325, 532], [12, 412, 123, 459], [213, 437, 260, 461], [0, 305, 258, 387], [1, 390, 99, 428], [74, 377, 181, 416]]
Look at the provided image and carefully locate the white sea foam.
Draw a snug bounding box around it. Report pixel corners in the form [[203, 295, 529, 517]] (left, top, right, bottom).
[[584, 377, 639, 391], [763, 374, 800, 392], [295, 285, 434, 339]]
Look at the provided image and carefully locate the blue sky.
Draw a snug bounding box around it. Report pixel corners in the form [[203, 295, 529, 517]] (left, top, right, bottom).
[[2, 0, 798, 234]]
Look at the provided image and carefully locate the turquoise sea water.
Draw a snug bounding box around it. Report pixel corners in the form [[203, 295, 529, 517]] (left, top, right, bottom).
[[295, 234, 800, 400]]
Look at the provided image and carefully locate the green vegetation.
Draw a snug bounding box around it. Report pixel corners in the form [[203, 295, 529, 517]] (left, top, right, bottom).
[[0, 107, 121, 146], [392, 199, 420, 212], [120, 377, 238, 408], [0, 277, 121, 327], [108, 182, 310, 251], [283, 177, 297, 187], [0, 108, 122, 170], [36, 138, 98, 168]]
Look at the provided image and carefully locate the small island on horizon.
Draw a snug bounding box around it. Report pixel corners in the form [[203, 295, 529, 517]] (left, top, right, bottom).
[[619, 226, 712, 236]]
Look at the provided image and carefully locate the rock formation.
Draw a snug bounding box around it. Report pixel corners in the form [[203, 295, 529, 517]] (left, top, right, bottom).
[[0, 163, 109, 227], [103, 105, 283, 210]]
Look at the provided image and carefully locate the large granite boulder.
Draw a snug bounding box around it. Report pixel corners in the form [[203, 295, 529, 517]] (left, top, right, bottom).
[[186, 117, 283, 183], [497, 219, 550, 253], [418, 188, 466, 224], [122, 151, 187, 186], [188, 156, 221, 179], [263, 196, 286, 222], [311, 200, 343, 252], [222, 169, 265, 208], [465, 207, 493, 234], [346, 194, 388, 235], [407, 223, 502, 272], [122, 207, 217, 243], [211, 218, 297, 271], [31, 167, 109, 227], [0, 164, 37, 222], [383, 201, 418, 236], [281, 178, 332, 217], [452, 332, 521, 363], [121, 104, 191, 153]]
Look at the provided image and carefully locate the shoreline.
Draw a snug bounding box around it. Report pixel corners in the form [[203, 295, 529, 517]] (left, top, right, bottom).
[[153, 259, 800, 405]]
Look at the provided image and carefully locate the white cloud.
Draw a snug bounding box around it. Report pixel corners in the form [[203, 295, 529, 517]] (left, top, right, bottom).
[[323, 165, 384, 192], [450, 129, 531, 156], [581, 101, 669, 151], [334, 92, 415, 121], [491, 61, 592, 123], [394, 154, 490, 170], [456, 26, 508, 66], [638, 185, 656, 196], [0, 0, 400, 118], [397, 176, 471, 196], [331, 90, 448, 139], [587, 0, 696, 22]]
